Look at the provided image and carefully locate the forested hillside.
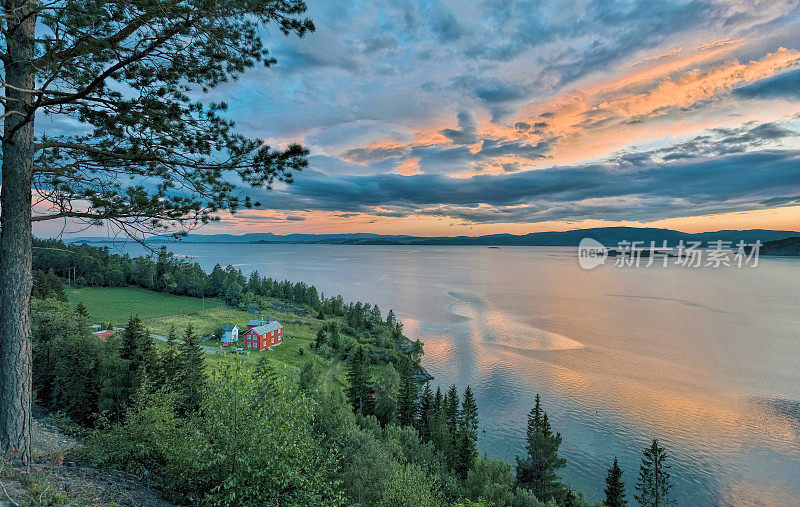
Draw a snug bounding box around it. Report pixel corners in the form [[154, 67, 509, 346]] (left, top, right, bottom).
[[25, 239, 675, 506]]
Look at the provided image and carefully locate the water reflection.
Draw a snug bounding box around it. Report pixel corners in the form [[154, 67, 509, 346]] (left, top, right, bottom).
[[114, 242, 800, 504]]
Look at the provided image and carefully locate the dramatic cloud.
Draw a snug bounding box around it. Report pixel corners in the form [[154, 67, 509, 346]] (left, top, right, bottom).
[[34, 0, 800, 236], [250, 132, 800, 224]]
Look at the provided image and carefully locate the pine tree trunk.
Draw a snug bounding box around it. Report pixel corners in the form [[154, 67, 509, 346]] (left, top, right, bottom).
[[0, 0, 36, 464]]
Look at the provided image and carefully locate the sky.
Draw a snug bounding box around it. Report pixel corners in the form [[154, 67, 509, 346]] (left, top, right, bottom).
[[36, 0, 800, 237]]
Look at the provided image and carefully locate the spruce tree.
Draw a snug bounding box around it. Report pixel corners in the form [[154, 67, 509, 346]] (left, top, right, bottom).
[[515, 394, 567, 502], [0, 0, 314, 462], [429, 394, 452, 458], [75, 302, 89, 318], [528, 394, 543, 436], [460, 386, 479, 437], [298, 361, 317, 393], [397, 358, 419, 427], [635, 439, 674, 507], [346, 346, 372, 416], [604, 457, 627, 506], [118, 315, 152, 409], [444, 384, 460, 436], [417, 382, 434, 441], [454, 385, 479, 480], [177, 325, 206, 415]]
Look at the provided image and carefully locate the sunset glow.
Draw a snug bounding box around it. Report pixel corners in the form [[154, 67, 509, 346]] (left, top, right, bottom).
[[33, 0, 800, 238]]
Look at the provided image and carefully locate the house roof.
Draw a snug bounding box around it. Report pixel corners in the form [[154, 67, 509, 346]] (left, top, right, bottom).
[[247, 319, 264, 326], [220, 324, 239, 332], [246, 321, 283, 335]]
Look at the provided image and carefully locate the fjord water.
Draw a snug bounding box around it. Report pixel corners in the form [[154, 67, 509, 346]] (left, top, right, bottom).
[[121, 243, 799, 504]]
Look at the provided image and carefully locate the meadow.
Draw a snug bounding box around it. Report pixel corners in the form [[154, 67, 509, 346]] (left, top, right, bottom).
[[69, 285, 359, 388], [67, 286, 222, 324]]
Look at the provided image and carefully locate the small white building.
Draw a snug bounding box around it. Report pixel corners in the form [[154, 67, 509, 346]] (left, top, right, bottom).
[[220, 324, 239, 345]]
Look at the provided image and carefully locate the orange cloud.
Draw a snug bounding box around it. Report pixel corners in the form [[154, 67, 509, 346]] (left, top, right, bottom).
[[396, 157, 422, 176]]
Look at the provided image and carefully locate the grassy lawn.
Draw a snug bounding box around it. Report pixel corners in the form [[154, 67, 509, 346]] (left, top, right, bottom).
[[73, 286, 348, 388], [67, 286, 222, 325]]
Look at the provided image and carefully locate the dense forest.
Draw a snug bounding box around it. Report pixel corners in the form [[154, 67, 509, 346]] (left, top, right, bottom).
[[30, 239, 676, 506]]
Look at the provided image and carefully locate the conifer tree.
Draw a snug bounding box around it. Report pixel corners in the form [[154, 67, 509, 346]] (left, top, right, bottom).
[[118, 315, 154, 409], [374, 363, 399, 427], [75, 302, 89, 318], [445, 384, 460, 436], [177, 325, 206, 415], [460, 386, 479, 437], [635, 439, 674, 507], [0, 0, 314, 462], [515, 394, 567, 502], [429, 393, 452, 458], [417, 382, 434, 441], [434, 386, 443, 413], [454, 385, 479, 480], [528, 394, 543, 436], [346, 346, 372, 416], [298, 361, 317, 393], [397, 358, 419, 427], [604, 457, 627, 506]]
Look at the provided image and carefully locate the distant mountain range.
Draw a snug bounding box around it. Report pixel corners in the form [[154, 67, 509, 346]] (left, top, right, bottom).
[[68, 227, 800, 247]]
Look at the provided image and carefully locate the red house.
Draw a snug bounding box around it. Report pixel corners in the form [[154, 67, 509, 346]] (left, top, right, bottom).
[[243, 317, 284, 351]]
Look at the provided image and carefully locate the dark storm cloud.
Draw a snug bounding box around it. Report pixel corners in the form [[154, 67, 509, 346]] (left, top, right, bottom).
[[477, 137, 555, 159], [652, 121, 797, 161], [252, 149, 800, 223], [733, 68, 800, 100]]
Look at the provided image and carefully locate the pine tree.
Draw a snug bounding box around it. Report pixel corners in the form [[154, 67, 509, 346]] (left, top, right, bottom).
[[604, 457, 627, 506], [429, 394, 452, 458], [528, 394, 543, 437], [118, 315, 154, 409], [346, 346, 372, 416], [397, 358, 419, 427], [444, 384, 460, 436], [515, 394, 567, 502], [460, 386, 479, 437], [176, 325, 206, 415], [75, 302, 89, 318], [417, 382, 434, 441], [635, 439, 674, 507], [298, 361, 317, 393], [454, 385, 479, 480]]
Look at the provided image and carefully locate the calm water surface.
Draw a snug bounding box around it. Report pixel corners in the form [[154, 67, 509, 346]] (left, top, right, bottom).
[[117, 243, 800, 505]]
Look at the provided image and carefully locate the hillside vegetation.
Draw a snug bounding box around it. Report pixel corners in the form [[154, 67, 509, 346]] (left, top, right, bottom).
[[26, 238, 676, 506]]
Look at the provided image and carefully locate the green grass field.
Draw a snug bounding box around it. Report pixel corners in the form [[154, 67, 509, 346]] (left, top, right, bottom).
[[67, 286, 223, 325], [71, 286, 348, 388]]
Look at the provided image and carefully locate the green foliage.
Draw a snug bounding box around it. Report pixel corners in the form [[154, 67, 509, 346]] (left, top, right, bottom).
[[374, 363, 400, 427], [515, 395, 567, 503], [604, 457, 627, 506], [635, 439, 674, 507], [397, 358, 419, 427], [381, 462, 444, 506], [86, 358, 342, 505], [455, 386, 479, 480], [175, 325, 206, 415], [347, 346, 373, 416], [32, 268, 67, 301], [298, 360, 317, 393]]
